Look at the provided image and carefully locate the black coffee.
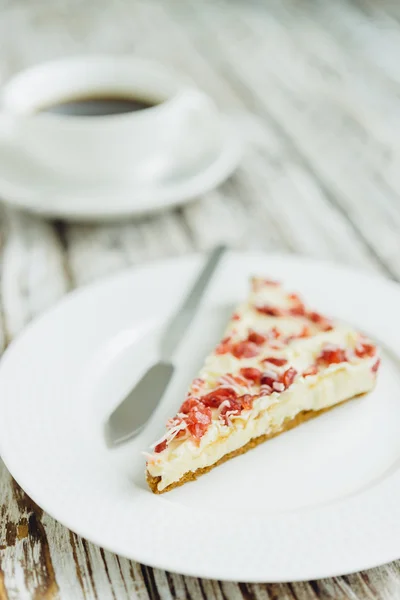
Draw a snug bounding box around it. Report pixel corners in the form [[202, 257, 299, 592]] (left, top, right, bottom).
[[38, 95, 158, 117]]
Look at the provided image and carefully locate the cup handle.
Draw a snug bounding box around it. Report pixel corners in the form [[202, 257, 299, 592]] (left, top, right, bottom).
[[169, 88, 216, 120], [160, 89, 221, 170]]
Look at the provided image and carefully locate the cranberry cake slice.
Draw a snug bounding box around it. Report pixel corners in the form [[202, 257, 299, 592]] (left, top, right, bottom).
[[146, 278, 380, 493]]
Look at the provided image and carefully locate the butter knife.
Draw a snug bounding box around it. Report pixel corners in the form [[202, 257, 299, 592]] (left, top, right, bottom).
[[105, 245, 227, 446]]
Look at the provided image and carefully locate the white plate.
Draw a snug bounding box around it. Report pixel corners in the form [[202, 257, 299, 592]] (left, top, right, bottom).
[[0, 252, 399, 582], [0, 119, 241, 222]]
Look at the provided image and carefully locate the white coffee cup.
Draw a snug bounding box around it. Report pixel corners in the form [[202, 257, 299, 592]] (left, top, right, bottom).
[[0, 56, 222, 183]]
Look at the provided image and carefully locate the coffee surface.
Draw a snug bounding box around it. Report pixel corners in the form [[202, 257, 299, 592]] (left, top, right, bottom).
[[38, 95, 157, 116]]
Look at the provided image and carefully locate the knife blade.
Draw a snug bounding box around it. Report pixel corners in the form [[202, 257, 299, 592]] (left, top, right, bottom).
[[105, 245, 226, 446]]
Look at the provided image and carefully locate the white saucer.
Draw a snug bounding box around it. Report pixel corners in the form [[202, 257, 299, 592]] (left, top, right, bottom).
[[0, 252, 399, 582], [0, 119, 241, 222]]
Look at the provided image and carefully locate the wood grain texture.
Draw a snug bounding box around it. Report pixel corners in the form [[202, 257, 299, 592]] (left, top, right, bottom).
[[0, 0, 400, 597]]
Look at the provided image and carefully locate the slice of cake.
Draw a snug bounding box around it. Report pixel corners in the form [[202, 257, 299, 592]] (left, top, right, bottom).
[[146, 278, 380, 493]]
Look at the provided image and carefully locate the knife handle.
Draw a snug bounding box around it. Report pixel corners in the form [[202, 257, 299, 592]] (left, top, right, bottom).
[[159, 245, 226, 360]]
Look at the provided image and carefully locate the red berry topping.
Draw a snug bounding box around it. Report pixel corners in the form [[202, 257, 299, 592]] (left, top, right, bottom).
[[355, 341, 376, 358], [288, 292, 302, 302], [239, 367, 262, 384], [215, 336, 232, 355], [269, 327, 281, 340], [372, 358, 381, 373], [232, 312, 241, 321], [269, 342, 284, 350], [303, 365, 318, 377], [219, 401, 239, 424], [317, 345, 348, 365], [247, 329, 267, 345], [299, 326, 311, 338], [289, 305, 306, 317], [240, 394, 253, 410], [308, 311, 324, 323], [261, 370, 279, 387], [215, 337, 261, 359], [282, 367, 298, 388], [185, 403, 212, 440], [201, 387, 238, 408], [232, 374, 250, 387], [287, 326, 312, 343], [260, 367, 297, 392], [307, 311, 333, 331], [180, 397, 202, 414], [288, 293, 306, 316], [262, 357, 288, 366], [154, 440, 167, 453], [219, 373, 249, 388], [255, 305, 285, 317], [232, 341, 259, 359]]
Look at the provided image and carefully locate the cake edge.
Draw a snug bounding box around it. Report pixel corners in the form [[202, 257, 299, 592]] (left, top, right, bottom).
[[146, 393, 363, 494]]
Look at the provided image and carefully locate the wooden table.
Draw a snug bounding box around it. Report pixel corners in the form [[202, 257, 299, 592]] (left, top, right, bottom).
[[1, 0, 400, 597]]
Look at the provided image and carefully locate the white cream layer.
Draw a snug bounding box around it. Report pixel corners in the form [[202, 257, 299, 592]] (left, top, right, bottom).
[[147, 357, 377, 491], [198, 326, 359, 394]]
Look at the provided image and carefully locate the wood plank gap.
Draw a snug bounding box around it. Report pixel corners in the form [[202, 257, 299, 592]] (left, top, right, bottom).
[[173, 208, 198, 249], [68, 531, 86, 600], [81, 539, 98, 600], [114, 556, 130, 598], [52, 220, 76, 290], [99, 549, 117, 600], [139, 564, 161, 600]]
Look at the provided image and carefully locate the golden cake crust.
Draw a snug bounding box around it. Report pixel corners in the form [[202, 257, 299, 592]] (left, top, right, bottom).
[[146, 396, 358, 494]]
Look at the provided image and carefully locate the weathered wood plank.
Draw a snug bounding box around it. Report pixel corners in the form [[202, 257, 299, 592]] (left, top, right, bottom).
[[178, 0, 400, 279], [63, 211, 192, 286], [0, 208, 69, 339], [0, 460, 60, 600], [152, 1, 388, 274], [1, 0, 400, 598]]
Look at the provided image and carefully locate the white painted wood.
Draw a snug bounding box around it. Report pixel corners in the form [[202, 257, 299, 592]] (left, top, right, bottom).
[[0, 208, 69, 338], [64, 211, 192, 286], [1, 0, 400, 598]]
